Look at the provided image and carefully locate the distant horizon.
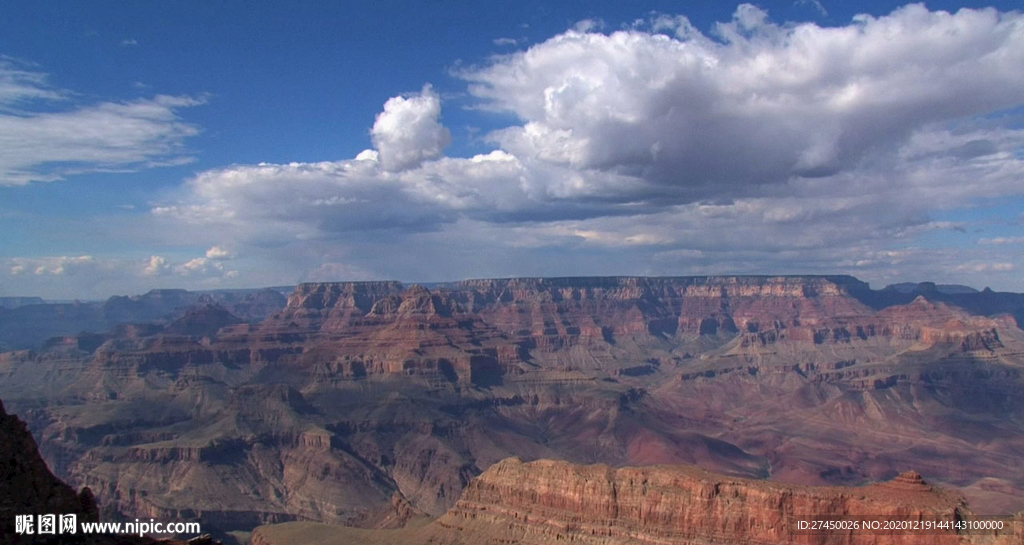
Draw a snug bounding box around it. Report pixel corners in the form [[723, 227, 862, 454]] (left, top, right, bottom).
[[3, 273, 1010, 303]]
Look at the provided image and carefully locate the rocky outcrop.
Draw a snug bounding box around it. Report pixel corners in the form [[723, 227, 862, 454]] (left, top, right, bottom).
[[437, 458, 966, 545], [163, 304, 244, 338], [0, 399, 99, 544], [251, 458, 1023, 545]]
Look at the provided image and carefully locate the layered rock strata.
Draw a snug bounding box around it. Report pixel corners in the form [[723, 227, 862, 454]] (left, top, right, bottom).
[[251, 457, 1024, 545], [2, 276, 1023, 538]]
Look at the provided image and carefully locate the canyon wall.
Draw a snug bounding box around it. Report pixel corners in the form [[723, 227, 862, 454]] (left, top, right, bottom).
[[251, 457, 1023, 545]]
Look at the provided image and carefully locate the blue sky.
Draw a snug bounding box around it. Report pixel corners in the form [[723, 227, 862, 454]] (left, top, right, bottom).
[[1, 1, 1023, 298]]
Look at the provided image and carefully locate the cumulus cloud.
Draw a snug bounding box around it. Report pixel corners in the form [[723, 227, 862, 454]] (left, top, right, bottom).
[[0, 59, 204, 185], [205, 246, 235, 260], [144, 4, 1024, 291], [3, 253, 242, 299], [142, 255, 170, 276], [174, 257, 238, 277], [463, 3, 1024, 199], [370, 85, 451, 172], [16, 255, 99, 276]]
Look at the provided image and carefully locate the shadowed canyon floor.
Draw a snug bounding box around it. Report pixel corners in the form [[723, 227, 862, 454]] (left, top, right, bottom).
[[1, 276, 1023, 539]]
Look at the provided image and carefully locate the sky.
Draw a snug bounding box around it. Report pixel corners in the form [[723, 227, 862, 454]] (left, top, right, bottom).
[[1, 0, 1023, 299]]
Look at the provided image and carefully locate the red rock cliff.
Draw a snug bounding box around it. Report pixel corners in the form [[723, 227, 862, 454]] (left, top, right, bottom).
[[431, 458, 1017, 545]]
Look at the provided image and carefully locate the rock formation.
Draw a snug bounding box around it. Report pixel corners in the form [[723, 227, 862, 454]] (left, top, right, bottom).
[[1, 276, 1023, 538], [250, 457, 1024, 545], [0, 398, 99, 544]]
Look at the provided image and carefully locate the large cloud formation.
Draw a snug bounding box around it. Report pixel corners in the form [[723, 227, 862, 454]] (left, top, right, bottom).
[[152, 4, 1024, 288], [467, 4, 1024, 197]]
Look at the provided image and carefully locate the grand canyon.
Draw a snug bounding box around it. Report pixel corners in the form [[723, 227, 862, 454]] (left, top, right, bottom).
[[7, 2, 1024, 544], [2, 275, 1023, 544]]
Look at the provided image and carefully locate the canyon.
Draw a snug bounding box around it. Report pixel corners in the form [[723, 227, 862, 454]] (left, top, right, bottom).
[[1, 276, 1022, 542], [0, 397, 218, 545], [251, 457, 1024, 545]]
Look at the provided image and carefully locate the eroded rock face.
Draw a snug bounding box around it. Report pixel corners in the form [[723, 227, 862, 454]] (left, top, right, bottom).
[[250, 458, 1024, 545], [434, 458, 969, 545], [3, 276, 1024, 538]]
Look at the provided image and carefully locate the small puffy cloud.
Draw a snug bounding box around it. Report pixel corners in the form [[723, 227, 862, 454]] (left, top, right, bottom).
[[174, 256, 237, 278], [142, 255, 170, 276], [493, 37, 519, 47], [205, 246, 235, 260], [354, 149, 379, 162], [7, 255, 108, 283], [0, 59, 204, 185], [120, 38, 138, 47], [370, 85, 451, 172], [2, 253, 245, 299], [26, 255, 97, 276]]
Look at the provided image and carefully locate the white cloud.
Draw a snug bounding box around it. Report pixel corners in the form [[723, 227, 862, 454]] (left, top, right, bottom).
[[979, 237, 1024, 245], [0, 60, 204, 185], [955, 262, 1015, 273], [370, 85, 451, 172], [174, 256, 238, 278], [462, 4, 1024, 199], [797, 0, 829, 17], [205, 246, 235, 260], [572, 19, 605, 33], [120, 38, 138, 47], [142, 255, 169, 276], [139, 4, 1024, 292], [354, 149, 379, 162], [493, 37, 519, 47], [7, 255, 101, 277], [2, 253, 245, 299], [0, 57, 67, 107]]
